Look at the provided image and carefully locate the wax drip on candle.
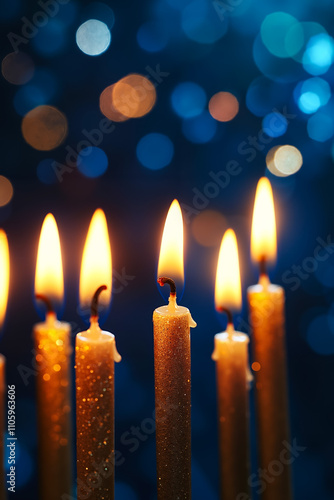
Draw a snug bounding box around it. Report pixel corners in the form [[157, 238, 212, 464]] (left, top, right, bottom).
[[35, 294, 57, 325], [157, 276, 197, 327], [88, 285, 121, 362]]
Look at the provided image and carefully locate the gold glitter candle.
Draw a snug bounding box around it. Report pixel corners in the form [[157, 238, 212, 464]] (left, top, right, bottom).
[[34, 213, 73, 500], [212, 229, 251, 500], [153, 281, 196, 500], [34, 313, 73, 500], [76, 316, 121, 500], [248, 178, 292, 500]]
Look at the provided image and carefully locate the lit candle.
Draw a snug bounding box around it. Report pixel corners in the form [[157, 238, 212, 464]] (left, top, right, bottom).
[[248, 177, 292, 500], [212, 229, 251, 500], [0, 230, 9, 499], [34, 214, 73, 500], [153, 200, 196, 500], [76, 209, 121, 500]]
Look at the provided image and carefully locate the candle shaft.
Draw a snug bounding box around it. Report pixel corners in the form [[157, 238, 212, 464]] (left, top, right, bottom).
[[248, 282, 292, 500], [76, 328, 117, 500], [34, 318, 73, 500], [153, 306, 192, 500], [213, 331, 250, 500]]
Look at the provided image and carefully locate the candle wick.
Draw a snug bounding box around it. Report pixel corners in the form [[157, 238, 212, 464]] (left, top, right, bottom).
[[91, 285, 107, 318], [35, 294, 54, 314], [157, 276, 176, 297], [216, 306, 233, 325], [259, 256, 267, 277]]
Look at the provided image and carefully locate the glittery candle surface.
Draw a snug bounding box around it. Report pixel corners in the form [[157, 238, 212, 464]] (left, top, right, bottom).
[[76, 331, 116, 500], [153, 306, 192, 500], [0, 355, 5, 500], [213, 332, 250, 500], [34, 321, 73, 500], [248, 283, 292, 500]]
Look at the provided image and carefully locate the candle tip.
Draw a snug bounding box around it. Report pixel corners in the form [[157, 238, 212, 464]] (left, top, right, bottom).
[[91, 285, 107, 318], [216, 306, 233, 326], [35, 294, 54, 314]]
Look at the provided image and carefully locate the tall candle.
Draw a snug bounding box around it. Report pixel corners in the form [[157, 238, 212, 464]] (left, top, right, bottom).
[[76, 209, 121, 500], [247, 178, 292, 500], [212, 229, 251, 500], [34, 214, 73, 500], [0, 229, 8, 500], [153, 200, 196, 500]]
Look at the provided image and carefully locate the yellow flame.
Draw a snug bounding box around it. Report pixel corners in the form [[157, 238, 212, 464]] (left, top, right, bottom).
[[158, 199, 184, 284], [215, 229, 242, 311], [0, 230, 9, 328], [251, 177, 277, 264], [79, 209, 112, 311], [35, 214, 64, 305]]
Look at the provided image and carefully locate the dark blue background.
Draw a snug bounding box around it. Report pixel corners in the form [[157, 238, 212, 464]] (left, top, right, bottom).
[[1, 0, 334, 498]]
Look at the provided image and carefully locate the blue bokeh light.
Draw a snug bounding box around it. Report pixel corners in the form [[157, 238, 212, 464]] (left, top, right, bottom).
[[115, 482, 139, 500], [136, 133, 174, 170], [137, 22, 168, 52], [13, 69, 58, 116], [294, 77, 331, 114], [262, 112, 288, 137], [261, 12, 301, 58], [303, 33, 334, 75], [171, 82, 206, 119], [76, 19, 111, 56], [306, 314, 334, 355], [307, 112, 334, 142], [182, 111, 217, 143], [181, 0, 228, 44], [77, 147, 108, 178], [36, 159, 59, 185], [32, 19, 67, 56]]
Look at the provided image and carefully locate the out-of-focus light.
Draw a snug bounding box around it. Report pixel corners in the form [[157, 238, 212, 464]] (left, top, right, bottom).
[[32, 20, 66, 56], [13, 69, 58, 116], [0, 177, 14, 207], [171, 82, 206, 119], [208, 92, 239, 122], [182, 111, 217, 143], [2, 52, 34, 85], [99, 84, 129, 122], [21, 105, 68, 151], [112, 74, 156, 118], [191, 210, 227, 247], [82, 2, 115, 30], [261, 12, 300, 58], [137, 22, 168, 52], [246, 77, 289, 117], [37, 159, 58, 185], [303, 33, 334, 75], [77, 147, 108, 178], [294, 77, 331, 114], [266, 145, 303, 177], [136, 133, 174, 170], [181, 0, 228, 44], [286, 21, 326, 62], [76, 19, 111, 56], [262, 112, 288, 138], [115, 482, 138, 500], [306, 314, 334, 355], [307, 112, 334, 142]]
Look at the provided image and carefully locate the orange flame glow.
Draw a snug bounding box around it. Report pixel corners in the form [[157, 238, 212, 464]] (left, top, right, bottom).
[[251, 177, 277, 264], [0, 230, 9, 328], [215, 229, 242, 311], [158, 199, 184, 286], [79, 209, 112, 312]]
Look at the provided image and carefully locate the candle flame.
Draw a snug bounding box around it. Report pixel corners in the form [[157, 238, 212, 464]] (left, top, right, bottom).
[[0, 230, 9, 328], [215, 229, 242, 312], [79, 209, 112, 313], [251, 177, 277, 265], [35, 214, 64, 307], [158, 199, 184, 285]]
